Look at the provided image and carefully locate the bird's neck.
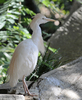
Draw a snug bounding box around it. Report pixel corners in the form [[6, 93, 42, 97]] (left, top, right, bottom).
[[32, 25, 45, 55]]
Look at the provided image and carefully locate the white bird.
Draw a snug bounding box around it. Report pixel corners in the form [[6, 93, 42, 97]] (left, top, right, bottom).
[[8, 13, 55, 96]]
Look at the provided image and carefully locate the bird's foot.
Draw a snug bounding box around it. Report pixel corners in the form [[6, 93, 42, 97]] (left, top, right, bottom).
[[25, 91, 37, 97], [22, 76, 37, 97], [28, 92, 37, 97]]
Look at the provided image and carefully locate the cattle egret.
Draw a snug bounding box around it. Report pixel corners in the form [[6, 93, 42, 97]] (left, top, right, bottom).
[[8, 13, 55, 96]]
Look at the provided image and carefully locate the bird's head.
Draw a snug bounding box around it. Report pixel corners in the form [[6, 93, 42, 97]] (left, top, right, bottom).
[[30, 13, 55, 29]]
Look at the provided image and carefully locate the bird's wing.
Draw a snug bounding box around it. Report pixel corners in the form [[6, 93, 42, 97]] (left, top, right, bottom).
[[8, 46, 19, 79], [8, 40, 29, 77]]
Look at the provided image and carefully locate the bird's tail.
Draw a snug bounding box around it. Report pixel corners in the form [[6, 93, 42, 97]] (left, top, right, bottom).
[[7, 69, 18, 87], [7, 64, 18, 87], [9, 75, 18, 87]]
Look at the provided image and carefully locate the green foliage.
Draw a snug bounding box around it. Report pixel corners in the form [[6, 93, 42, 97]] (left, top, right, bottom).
[[0, 0, 35, 84], [36, 43, 62, 77], [38, 0, 74, 15], [39, 0, 60, 13]]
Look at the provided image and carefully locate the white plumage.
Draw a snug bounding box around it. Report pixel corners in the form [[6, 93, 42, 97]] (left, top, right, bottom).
[[9, 39, 39, 87], [8, 13, 55, 96]]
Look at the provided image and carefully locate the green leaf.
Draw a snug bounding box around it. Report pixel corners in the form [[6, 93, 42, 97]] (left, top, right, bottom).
[[4, 52, 11, 59], [16, 0, 24, 2], [20, 28, 31, 38], [44, 42, 57, 53], [23, 8, 35, 16], [0, 21, 6, 29], [0, 15, 6, 21], [15, 35, 20, 40], [0, 47, 14, 53], [6, 19, 15, 24], [42, 0, 50, 7], [7, 10, 21, 15], [6, 14, 18, 19], [48, 47, 57, 53], [0, 52, 4, 58]]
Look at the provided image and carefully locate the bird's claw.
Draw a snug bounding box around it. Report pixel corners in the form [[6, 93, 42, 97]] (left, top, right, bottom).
[[25, 92, 37, 97]]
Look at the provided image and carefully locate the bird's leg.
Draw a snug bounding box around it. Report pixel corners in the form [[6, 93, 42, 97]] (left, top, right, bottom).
[[22, 75, 37, 96], [23, 82, 27, 94], [22, 75, 30, 94]]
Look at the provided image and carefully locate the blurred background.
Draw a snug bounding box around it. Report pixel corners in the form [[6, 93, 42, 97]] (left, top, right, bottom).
[[0, 0, 81, 84]]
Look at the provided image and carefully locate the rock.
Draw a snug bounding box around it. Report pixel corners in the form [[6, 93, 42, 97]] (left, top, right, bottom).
[[0, 94, 24, 100], [48, 6, 82, 63], [24, 96, 34, 100], [0, 81, 39, 100], [0, 81, 32, 94], [32, 57, 82, 100], [0, 94, 37, 100], [1, 57, 82, 100], [65, 0, 81, 21]]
